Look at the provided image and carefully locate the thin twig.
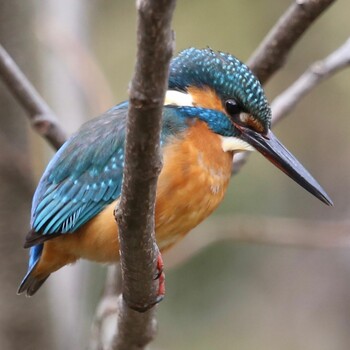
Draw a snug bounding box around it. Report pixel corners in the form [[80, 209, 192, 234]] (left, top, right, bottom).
[[112, 0, 176, 349], [271, 37, 350, 124], [0, 44, 66, 149], [247, 0, 336, 84]]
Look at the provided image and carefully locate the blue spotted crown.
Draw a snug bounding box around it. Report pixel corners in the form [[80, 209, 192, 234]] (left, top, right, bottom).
[[168, 48, 271, 127]]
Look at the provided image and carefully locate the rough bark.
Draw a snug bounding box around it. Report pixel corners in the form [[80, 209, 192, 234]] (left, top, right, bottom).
[[113, 0, 176, 349]]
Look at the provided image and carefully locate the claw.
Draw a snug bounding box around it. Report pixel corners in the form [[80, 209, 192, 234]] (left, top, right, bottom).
[[124, 253, 166, 312], [155, 253, 165, 298]]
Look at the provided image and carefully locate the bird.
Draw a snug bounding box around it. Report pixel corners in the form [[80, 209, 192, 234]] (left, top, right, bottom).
[[18, 47, 332, 297]]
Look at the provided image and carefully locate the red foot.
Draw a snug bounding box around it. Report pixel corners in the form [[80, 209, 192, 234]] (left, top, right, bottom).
[[155, 253, 165, 301]]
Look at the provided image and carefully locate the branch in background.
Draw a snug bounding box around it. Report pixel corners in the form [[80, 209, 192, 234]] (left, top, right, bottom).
[[0, 44, 66, 150], [271, 37, 350, 124], [247, 0, 336, 84], [233, 37, 350, 174], [165, 215, 350, 268], [89, 265, 122, 350], [112, 0, 176, 349]]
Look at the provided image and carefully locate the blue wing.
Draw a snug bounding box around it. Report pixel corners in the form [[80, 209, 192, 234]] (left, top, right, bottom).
[[26, 103, 128, 246], [25, 103, 188, 247]]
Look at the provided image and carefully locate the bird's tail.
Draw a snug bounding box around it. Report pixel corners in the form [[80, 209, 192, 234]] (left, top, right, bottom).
[[18, 244, 50, 296]]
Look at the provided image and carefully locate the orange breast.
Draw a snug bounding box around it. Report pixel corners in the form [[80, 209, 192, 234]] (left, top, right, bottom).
[[37, 120, 233, 271], [155, 120, 233, 251]]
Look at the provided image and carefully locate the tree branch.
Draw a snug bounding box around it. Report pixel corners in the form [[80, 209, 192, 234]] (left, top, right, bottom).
[[271, 37, 350, 124], [247, 0, 336, 84], [0, 44, 66, 150], [113, 0, 176, 349]]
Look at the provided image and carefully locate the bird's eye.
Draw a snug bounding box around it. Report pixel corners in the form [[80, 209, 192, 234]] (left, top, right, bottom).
[[225, 99, 241, 118], [225, 99, 265, 134]]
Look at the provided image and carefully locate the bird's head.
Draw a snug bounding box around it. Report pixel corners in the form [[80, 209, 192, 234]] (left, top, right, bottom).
[[165, 48, 332, 206]]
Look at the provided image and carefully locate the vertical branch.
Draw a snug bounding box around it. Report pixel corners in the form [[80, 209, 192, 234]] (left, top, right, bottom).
[[113, 0, 176, 349]]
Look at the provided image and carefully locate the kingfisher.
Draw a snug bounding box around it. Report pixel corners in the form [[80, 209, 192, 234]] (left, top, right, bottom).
[[18, 48, 332, 297]]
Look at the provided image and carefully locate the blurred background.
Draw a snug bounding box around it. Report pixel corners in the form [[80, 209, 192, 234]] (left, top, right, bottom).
[[0, 0, 349, 349]]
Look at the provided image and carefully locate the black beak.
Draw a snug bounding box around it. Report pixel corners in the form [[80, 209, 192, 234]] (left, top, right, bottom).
[[239, 127, 333, 206]]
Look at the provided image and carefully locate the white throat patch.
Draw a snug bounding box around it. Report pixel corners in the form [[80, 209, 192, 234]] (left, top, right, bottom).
[[164, 90, 193, 107], [220, 136, 255, 153]]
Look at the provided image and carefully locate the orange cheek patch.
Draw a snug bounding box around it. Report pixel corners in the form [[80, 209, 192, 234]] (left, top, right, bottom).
[[245, 115, 265, 133], [188, 86, 226, 113]]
